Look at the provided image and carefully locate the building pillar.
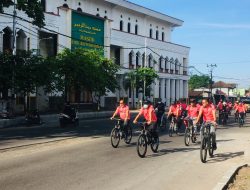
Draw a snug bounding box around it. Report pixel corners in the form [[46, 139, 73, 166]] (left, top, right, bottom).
[[104, 19, 111, 58], [160, 78, 165, 102], [166, 79, 171, 106], [179, 80, 184, 99], [176, 79, 180, 100], [171, 79, 175, 103], [183, 80, 188, 98], [0, 32, 3, 52]]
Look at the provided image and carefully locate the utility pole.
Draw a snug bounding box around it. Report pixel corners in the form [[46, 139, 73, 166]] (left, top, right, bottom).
[[143, 37, 147, 101], [11, 0, 17, 114], [207, 64, 217, 99]]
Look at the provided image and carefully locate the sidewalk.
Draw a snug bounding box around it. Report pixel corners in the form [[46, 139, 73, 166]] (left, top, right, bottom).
[[0, 110, 140, 129]]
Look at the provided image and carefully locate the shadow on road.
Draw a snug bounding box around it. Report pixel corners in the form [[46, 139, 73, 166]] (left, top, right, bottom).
[[146, 147, 200, 158], [207, 151, 244, 163]]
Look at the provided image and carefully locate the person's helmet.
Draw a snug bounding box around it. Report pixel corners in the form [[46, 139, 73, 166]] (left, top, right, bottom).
[[223, 102, 227, 106]]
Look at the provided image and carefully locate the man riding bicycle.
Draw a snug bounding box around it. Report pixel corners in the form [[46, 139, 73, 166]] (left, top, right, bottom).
[[133, 101, 158, 138], [235, 102, 246, 122], [186, 99, 199, 134], [111, 99, 131, 136], [154, 98, 166, 128], [195, 98, 217, 150]]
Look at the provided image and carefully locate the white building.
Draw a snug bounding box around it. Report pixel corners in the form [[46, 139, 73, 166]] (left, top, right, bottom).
[[0, 0, 190, 111]]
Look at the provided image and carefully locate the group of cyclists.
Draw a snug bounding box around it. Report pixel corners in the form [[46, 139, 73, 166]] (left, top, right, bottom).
[[110, 97, 248, 158]]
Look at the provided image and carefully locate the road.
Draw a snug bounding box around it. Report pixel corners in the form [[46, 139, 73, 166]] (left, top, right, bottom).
[[0, 116, 249, 190]]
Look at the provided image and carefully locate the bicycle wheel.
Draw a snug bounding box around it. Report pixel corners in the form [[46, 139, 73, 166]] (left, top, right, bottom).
[[150, 133, 159, 153], [184, 128, 191, 146], [111, 128, 120, 148], [137, 134, 147, 158], [200, 137, 208, 163], [191, 127, 197, 143], [124, 125, 132, 144], [208, 135, 214, 157], [169, 123, 173, 137]]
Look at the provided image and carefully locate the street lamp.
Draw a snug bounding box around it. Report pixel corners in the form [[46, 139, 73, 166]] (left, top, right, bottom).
[[37, 37, 53, 56]]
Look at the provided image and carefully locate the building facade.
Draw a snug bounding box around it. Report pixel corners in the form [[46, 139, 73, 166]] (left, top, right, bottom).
[[0, 0, 190, 111]]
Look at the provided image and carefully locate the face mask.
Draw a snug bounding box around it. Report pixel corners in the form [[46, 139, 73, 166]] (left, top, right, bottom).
[[143, 104, 149, 109]]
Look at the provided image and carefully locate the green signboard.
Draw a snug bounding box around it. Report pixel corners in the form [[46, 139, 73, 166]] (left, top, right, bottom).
[[71, 11, 104, 52]]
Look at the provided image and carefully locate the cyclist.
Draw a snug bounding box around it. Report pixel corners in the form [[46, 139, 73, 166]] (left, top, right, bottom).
[[154, 98, 166, 128], [235, 102, 246, 123], [133, 100, 158, 138], [167, 101, 177, 121], [186, 99, 199, 135], [111, 99, 131, 135], [195, 98, 217, 150]]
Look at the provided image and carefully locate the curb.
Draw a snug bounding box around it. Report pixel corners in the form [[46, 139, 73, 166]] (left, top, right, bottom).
[[213, 164, 248, 190]]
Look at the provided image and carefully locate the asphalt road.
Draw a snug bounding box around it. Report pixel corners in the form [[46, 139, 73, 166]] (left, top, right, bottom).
[[0, 116, 249, 190]]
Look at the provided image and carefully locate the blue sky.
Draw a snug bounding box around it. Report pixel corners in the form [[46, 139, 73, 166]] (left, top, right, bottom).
[[129, 0, 250, 88]]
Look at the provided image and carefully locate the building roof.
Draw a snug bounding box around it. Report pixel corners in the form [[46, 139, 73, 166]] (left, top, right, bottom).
[[213, 81, 237, 89], [105, 0, 184, 27]]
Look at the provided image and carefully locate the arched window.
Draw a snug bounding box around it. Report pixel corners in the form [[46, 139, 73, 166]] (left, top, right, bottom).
[[156, 30, 159, 40], [2, 27, 12, 53], [128, 22, 131, 33], [63, 4, 69, 8], [148, 54, 153, 68], [96, 13, 100, 17], [165, 57, 169, 73], [142, 53, 145, 67], [149, 29, 153, 38], [120, 20, 123, 31], [129, 51, 134, 69], [175, 59, 179, 74], [162, 32, 165, 41], [159, 56, 164, 71], [136, 52, 141, 68], [77, 7, 82, 12], [135, 25, 138, 35], [169, 58, 174, 74]]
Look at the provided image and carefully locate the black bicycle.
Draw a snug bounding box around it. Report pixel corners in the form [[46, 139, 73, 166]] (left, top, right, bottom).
[[168, 116, 179, 137], [200, 122, 216, 163], [238, 112, 245, 127], [136, 122, 159, 158], [184, 117, 197, 146], [110, 118, 133, 148]]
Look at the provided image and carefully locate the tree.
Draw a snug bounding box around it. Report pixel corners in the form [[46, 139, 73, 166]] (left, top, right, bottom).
[[135, 67, 158, 99], [124, 71, 137, 108], [0, 0, 45, 27], [189, 74, 210, 90], [56, 48, 119, 109], [0, 52, 14, 100]]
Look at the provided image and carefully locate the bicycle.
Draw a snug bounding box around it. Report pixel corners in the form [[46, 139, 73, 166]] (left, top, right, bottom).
[[200, 122, 216, 163], [183, 117, 197, 146], [110, 118, 133, 148], [136, 122, 159, 158], [168, 116, 178, 137], [234, 111, 239, 122], [238, 112, 245, 128]]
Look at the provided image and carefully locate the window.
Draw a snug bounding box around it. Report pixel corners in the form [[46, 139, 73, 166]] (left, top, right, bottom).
[[77, 7, 82, 12], [162, 32, 165, 41], [156, 30, 159, 40], [96, 13, 100, 17], [41, 0, 46, 12], [170, 58, 174, 74], [165, 57, 169, 73], [148, 54, 153, 68], [136, 52, 140, 68], [120, 21, 123, 31], [149, 29, 153, 38], [159, 57, 164, 71], [135, 25, 138, 35], [27, 37, 30, 51], [175, 59, 179, 74], [142, 53, 145, 67], [128, 23, 131, 33], [63, 4, 69, 8], [129, 51, 134, 69]]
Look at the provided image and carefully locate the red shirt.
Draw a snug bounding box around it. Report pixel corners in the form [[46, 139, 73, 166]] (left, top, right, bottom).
[[139, 105, 157, 122], [217, 102, 223, 110], [186, 105, 199, 118], [169, 105, 177, 116], [181, 103, 187, 110], [236, 105, 246, 113], [115, 105, 130, 120], [200, 105, 216, 122], [233, 104, 239, 110], [176, 104, 182, 116]]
